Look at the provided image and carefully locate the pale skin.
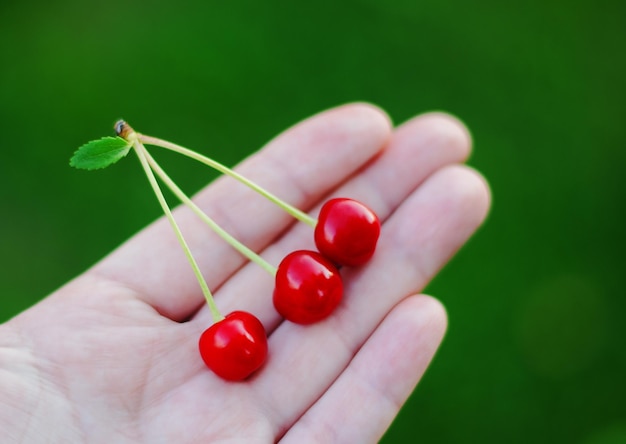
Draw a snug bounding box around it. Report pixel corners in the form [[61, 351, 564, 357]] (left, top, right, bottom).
[[0, 104, 490, 443]]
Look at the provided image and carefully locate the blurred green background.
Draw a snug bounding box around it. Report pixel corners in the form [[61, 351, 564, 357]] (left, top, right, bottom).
[[1, 0, 625, 442]]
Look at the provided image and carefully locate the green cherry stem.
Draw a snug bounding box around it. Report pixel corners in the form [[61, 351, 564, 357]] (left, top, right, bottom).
[[131, 137, 224, 323], [137, 134, 318, 228], [141, 147, 277, 276]]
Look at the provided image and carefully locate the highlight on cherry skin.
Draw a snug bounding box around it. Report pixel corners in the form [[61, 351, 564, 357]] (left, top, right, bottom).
[[198, 311, 268, 381], [314, 197, 381, 267], [273, 250, 344, 324]]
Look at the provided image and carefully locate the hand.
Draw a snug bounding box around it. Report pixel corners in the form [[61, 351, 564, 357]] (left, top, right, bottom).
[[0, 104, 490, 443]]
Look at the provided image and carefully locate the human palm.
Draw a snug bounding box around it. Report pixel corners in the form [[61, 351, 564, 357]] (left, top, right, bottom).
[[0, 104, 490, 443]]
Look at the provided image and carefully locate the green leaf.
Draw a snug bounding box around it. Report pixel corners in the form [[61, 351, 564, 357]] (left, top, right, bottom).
[[70, 137, 132, 170]]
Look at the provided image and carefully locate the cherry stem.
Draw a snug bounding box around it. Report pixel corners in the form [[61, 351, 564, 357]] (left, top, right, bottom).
[[141, 147, 277, 276], [137, 134, 318, 228], [131, 136, 224, 323]]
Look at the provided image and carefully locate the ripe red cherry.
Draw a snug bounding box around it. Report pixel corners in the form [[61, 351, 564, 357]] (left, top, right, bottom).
[[273, 250, 343, 324], [198, 311, 268, 381], [314, 198, 381, 267]]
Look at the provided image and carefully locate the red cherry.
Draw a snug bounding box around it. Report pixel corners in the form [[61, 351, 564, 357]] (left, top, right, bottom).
[[273, 250, 343, 324], [198, 311, 268, 381], [314, 198, 381, 267]]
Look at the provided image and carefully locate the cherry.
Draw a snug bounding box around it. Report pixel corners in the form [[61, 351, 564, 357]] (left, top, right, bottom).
[[198, 311, 268, 381], [273, 250, 343, 324], [76, 124, 382, 381], [314, 198, 381, 267]]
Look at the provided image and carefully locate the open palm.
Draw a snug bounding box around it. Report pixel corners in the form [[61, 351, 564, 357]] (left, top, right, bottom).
[[1, 104, 490, 443]]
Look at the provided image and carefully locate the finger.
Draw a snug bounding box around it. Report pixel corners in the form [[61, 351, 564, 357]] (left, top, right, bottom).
[[86, 103, 392, 320], [194, 112, 473, 325], [279, 295, 447, 443], [257, 165, 491, 432]]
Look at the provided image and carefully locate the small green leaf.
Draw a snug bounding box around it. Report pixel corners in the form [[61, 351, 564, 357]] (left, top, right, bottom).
[[70, 137, 132, 170]]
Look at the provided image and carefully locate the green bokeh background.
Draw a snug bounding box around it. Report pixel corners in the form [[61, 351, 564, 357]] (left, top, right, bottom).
[[1, 0, 625, 442]]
